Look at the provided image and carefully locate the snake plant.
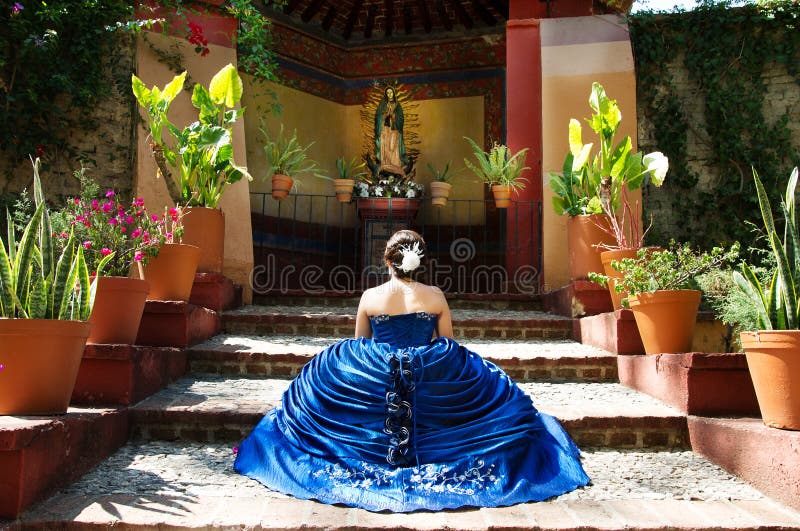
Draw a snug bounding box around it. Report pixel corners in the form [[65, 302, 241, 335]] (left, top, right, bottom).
[[0, 159, 111, 319], [734, 167, 800, 330]]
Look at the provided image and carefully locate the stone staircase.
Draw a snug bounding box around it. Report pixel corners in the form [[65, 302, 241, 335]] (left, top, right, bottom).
[[10, 298, 800, 530]]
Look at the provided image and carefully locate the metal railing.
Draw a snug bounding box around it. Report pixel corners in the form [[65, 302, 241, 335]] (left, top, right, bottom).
[[250, 193, 542, 295]]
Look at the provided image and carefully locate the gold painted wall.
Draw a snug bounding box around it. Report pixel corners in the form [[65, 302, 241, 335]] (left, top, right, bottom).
[[245, 78, 486, 227], [134, 34, 254, 302], [540, 15, 639, 291]]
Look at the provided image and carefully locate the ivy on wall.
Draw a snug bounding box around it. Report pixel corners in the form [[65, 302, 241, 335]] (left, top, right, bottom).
[[629, 2, 800, 250]]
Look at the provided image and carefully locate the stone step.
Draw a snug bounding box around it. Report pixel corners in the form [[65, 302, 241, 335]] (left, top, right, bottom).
[[188, 335, 618, 382], [254, 292, 543, 311], [129, 377, 687, 449], [223, 305, 574, 340], [16, 441, 800, 530]]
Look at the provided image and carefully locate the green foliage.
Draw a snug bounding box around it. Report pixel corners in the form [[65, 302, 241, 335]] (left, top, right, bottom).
[[629, 3, 800, 246], [336, 156, 368, 181], [463, 137, 529, 190], [261, 124, 318, 179], [550, 82, 668, 217], [593, 241, 740, 298], [733, 168, 800, 330], [427, 161, 464, 183], [133, 65, 252, 208], [0, 159, 112, 319]]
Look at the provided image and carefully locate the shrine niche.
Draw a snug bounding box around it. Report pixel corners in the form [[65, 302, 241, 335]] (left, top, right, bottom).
[[361, 82, 420, 181]]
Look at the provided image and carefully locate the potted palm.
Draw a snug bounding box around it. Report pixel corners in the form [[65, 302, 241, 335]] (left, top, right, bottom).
[[550, 82, 668, 280], [463, 137, 529, 208], [261, 123, 318, 200], [326, 156, 367, 203], [132, 64, 251, 273], [427, 161, 463, 208], [734, 168, 800, 430], [598, 241, 740, 354], [0, 159, 112, 415]]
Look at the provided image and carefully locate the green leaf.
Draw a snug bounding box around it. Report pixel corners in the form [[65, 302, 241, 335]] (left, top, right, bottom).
[[162, 71, 187, 104], [208, 64, 242, 108], [131, 74, 152, 107]]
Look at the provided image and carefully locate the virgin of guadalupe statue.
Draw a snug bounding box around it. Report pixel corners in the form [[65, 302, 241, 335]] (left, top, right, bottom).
[[374, 87, 408, 176]]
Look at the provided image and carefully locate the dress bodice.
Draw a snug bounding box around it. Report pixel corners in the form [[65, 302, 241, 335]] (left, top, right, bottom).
[[369, 312, 437, 348]]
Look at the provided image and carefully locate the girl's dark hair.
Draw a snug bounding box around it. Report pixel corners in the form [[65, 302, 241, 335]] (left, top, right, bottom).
[[384, 229, 426, 279]]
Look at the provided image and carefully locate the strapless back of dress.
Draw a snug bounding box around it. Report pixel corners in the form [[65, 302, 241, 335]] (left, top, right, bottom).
[[369, 312, 437, 348]]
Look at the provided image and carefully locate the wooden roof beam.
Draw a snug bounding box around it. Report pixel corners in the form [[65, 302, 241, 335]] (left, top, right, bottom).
[[365, 3, 377, 39], [301, 0, 326, 22], [453, 1, 474, 29], [283, 0, 300, 15], [343, 0, 364, 40], [471, 0, 497, 25], [403, 4, 413, 34], [384, 0, 394, 37], [435, 0, 453, 31], [321, 5, 336, 30], [417, 0, 432, 32], [486, 0, 509, 16]]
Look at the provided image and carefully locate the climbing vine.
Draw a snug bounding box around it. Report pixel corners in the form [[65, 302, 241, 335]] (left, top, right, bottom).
[[629, 1, 800, 250]]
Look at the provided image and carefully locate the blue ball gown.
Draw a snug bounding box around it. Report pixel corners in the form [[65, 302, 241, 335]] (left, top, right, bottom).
[[234, 311, 590, 512]]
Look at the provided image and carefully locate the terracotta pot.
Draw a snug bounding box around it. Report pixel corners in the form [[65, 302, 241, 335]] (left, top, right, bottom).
[[137, 243, 200, 302], [601, 248, 640, 310], [334, 179, 355, 203], [272, 174, 294, 200], [430, 182, 452, 207], [88, 276, 150, 344], [567, 214, 615, 280], [628, 289, 701, 354], [356, 198, 421, 221], [740, 330, 800, 430], [0, 319, 90, 415], [182, 206, 225, 273], [491, 184, 512, 208]]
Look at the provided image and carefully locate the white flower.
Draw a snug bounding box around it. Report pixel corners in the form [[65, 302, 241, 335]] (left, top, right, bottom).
[[405, 188, 416, 198], [374, 186, 384, 196], [643, 151, 669, 186], [399, 242, 423, 272]]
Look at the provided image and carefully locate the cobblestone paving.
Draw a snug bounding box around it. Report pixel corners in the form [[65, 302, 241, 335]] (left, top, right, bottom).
[[191, 335, 611, 360], [225, 305, 570, 321], [54, 442, 765, 503]]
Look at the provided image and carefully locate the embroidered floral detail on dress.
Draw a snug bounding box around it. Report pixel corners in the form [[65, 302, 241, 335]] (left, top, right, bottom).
[[385, 351, 416, 466], [371, 314, 391, 322], [312, 462, 394, 489], [409, 460, 499, 495]]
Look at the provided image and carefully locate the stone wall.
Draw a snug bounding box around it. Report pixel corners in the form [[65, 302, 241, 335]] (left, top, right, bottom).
[[0, 35, 137, 202]]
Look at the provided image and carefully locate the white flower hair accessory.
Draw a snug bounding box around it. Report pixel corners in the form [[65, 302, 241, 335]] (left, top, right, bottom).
[[398, 242, 424, 272]]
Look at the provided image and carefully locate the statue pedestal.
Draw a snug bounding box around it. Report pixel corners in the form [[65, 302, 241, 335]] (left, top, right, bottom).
[[357, 198, 421, 285]]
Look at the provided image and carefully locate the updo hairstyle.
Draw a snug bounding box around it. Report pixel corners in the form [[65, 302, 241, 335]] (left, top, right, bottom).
[[384, 230, 427, 280]]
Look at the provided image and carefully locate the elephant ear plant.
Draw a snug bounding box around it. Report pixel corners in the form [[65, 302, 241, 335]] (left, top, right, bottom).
[[0, 159, 112, 320], [734, 168, 800, 330]]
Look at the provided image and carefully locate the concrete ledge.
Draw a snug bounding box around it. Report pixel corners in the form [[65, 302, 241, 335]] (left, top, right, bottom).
[[618, 353, 760, 416], [72, 345, 186, 406], [578, 309, 645, 355], [136, 301, 221, 348], [0, 408, 128, 519], [189, 273, 242, 313], [543, 280, 613, 318], [689, 416, 800, 512]]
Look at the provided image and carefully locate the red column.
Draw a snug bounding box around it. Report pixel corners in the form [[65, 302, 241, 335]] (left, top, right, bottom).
[[505, 13, 542, 292]]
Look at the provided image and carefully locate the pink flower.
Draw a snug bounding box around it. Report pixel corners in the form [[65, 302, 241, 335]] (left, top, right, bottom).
[[166, 232, 173, 241], [76, 215, 85, 223], [151, 214, 159, 222], [132, 228, 142, 238], [126, 216, 134, 225], [120, 227, 127, 233], [105, 190, 115, 198], [101, 248, 112, 256], [83, 241, 91, 249], [136, 210, 144, 217], [232, 446, 239, 454], [101, 201, 113, 213], [60, 232, 68, 239], [134, 252, 144, 262], [91, 199, 99, 210], [108, 218, 118, 226], [73, 198, 80, 205], [133, 198, 145, 207], [142, 232, 151, 243]]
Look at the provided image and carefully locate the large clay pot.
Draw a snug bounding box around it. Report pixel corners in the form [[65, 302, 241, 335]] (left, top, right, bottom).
[[567, 214, 615, 280], [182, 206, 225, 273], [601, 248, 640, 311], [137, 243, 200, 302], [628, 289, 701, 354], [0, 319, 91, 415], [740, 330, 800, 430], [88, 276, 150, 344], [334, 179, 355, 203], [430, 182, 452, 207], [357, 198, 421, 221], [272, 174, 294, 200], [491, 184, 512, 208]]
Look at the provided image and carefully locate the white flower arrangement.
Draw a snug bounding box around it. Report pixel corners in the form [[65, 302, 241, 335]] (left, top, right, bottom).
[[354, 174, 424, 199]]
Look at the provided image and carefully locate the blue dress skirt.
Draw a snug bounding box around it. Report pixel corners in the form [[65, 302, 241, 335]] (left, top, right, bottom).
[[234, 312, 590, 512]]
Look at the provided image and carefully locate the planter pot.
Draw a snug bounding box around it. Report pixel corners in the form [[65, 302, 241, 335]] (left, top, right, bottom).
[[430, 182, 452, 207], [567, 214, 615, 281], [88, 276, 150, 344], [740, 330, 800, 430], [357, 198, 421, 221], [137, 243, 201, 302], [334, 179, 355, 203], [628, 289, 701, 354], [182, 206, 225, 273], [0, 319, 91, 415], [600, 249, 639, 310], [491, 184, 512, 208], [272, 174, 294, 200]]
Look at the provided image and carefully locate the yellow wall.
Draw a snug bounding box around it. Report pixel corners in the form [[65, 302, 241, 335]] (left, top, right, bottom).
[[245, 79, 486, 227], [134, 34, 254, 302], [540, 15, 639, 291]]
